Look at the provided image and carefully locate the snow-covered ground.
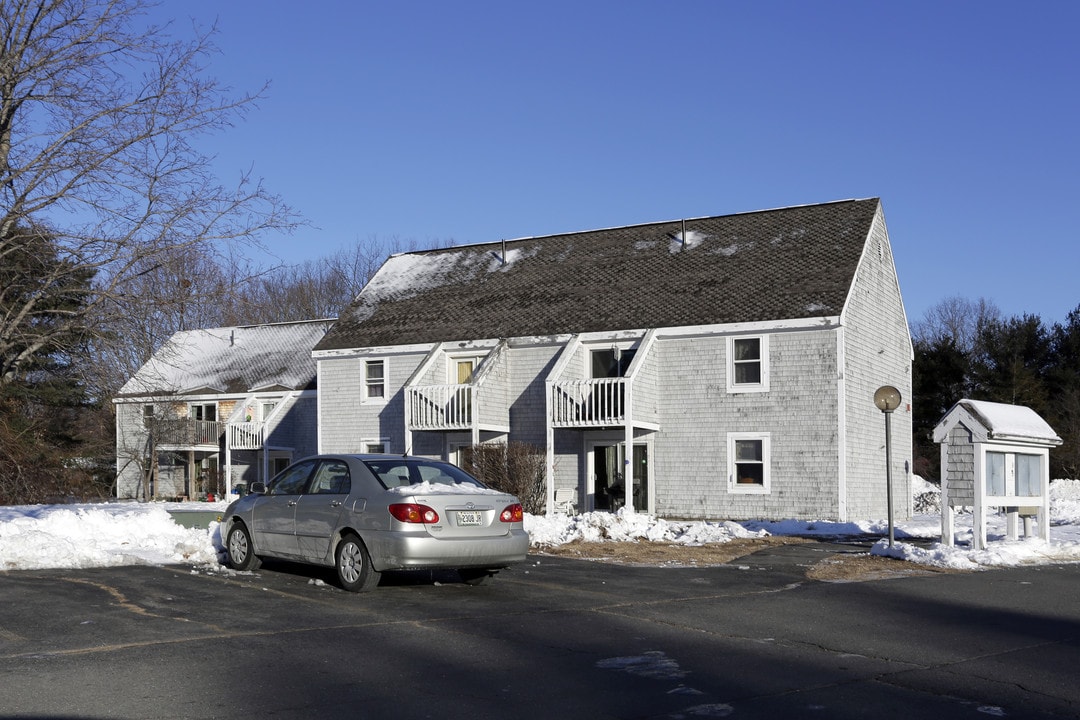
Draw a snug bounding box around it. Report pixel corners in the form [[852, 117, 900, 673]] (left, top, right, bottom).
[[3, 478, 1080, 573]]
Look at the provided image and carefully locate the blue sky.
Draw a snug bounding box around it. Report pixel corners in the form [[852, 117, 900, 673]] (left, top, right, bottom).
[[155, 1, 1079, 326]]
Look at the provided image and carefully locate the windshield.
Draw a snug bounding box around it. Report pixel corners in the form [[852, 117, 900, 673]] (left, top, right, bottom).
[[363, 458, 486, 489]]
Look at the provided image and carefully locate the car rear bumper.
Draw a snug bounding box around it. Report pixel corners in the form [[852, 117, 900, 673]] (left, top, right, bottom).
[[366, 528, 530, 571]]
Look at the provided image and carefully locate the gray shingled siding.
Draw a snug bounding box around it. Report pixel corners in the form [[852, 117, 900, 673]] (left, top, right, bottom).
[[840, 210, 913, 520], [651, 331, 842, 521], [478, 346, 512, 430], [318, 353, 425, 454], [631, 343, 661, 425], [945, 425, 976, 506], [114, 402, 147, 497], [507, 344, 561, 448]]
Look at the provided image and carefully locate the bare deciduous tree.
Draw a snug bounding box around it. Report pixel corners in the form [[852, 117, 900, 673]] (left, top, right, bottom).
[[0, 0, 295, 390], [911, 296, 1001, 352]]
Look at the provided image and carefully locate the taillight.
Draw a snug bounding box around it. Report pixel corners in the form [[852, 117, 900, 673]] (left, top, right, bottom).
[[499, 503, 523, 523], [389, 503, 440, 524]]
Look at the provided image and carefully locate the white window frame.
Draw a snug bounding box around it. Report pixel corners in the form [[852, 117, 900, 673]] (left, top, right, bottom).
[[727, 432, 771, 495], [364, 439, 390, 454], [363, 359, 388, 403], [726, 335, 770, 393], [980, 444, 1045, 500]]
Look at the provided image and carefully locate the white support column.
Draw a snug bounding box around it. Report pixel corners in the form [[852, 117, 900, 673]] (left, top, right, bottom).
[[623, 382, 634, 513], [940, 441, 954, 546], [545, 381, 555, 517], [224, 428, 233, 491]]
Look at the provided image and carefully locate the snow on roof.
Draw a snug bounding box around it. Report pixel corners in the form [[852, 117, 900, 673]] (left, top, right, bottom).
[[316, 198, 884, 351], [117, 319, 333, 398], [935, 399, 1062, 446]]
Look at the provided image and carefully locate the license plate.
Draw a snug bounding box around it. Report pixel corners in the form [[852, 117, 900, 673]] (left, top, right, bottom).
[[457, 511, 482, 526]]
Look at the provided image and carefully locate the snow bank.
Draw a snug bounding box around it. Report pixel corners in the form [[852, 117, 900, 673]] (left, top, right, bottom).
[[3, 479, 1080, 573]]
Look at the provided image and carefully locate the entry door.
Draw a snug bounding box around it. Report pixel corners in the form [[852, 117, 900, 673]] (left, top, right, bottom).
[[451, 358, 476, 423], [589, 443, 649, 513]]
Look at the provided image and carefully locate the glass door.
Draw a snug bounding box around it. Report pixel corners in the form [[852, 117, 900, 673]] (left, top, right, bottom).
[[589, 442, 649, 513]]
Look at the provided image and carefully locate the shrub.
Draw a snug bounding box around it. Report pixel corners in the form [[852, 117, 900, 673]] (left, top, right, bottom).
[[462, 442, 546, 514]]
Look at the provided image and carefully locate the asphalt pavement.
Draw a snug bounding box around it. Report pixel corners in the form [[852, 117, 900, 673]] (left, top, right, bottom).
[[1, 541, 1078, 719]]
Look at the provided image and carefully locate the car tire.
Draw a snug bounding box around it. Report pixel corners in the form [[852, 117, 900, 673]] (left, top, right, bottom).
[[335, 534, 380, 592], [459, 569, 495, 586], [226, 522, 262, 571]]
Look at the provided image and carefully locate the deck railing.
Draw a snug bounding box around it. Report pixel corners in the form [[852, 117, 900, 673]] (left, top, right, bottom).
[[407, 384, 474, 430], [549, 378, 628, 427]]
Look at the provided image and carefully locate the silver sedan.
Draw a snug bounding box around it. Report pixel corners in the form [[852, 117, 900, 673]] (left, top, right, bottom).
[[221, 454, 530, 591]]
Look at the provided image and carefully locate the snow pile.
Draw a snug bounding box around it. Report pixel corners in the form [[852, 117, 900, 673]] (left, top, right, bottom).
[[526, 510, 766, 546], [3, 479, 1080, 573], [0, 503, 223, 570]]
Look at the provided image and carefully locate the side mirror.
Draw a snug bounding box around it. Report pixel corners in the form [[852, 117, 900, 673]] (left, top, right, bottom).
[[250, 482, 267, 495]]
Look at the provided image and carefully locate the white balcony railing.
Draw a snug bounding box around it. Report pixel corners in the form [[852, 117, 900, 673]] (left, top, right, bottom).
[[408, 384, 474, 430], [550, 378, 628, 427], [228, 422, 265, 450]]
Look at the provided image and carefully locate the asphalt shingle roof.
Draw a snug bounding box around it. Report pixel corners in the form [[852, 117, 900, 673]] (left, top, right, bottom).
[[315, 198, 881, 351], [118, 319, 333, 397]]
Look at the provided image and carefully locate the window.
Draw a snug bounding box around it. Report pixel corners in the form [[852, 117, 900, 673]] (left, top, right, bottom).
[[727, 336, 769, 393], [364, 360, 386, 401], [590, 348, 636, 378], [728, 433, 771, 494], [365, 441, 387, 454], [310, 460, 350, 494], [985, 450, 1042, 498], [268, 460, 315, 495]]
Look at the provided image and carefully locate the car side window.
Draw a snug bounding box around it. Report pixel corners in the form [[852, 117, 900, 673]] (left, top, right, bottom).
[[310, 461, 351, 494], [367, 463, 412, 488], [268, 460, 315, 495]]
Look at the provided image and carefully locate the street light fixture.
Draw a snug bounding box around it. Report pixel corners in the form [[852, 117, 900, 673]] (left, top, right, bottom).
[[874, 385, 902, 547]]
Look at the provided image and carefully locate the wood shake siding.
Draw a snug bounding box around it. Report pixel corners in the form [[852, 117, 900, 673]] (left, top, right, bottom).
[[945, 425, 975, 505], [650, 331, 843, 521], [509, 343, 561, 447], [318, 352, 425, 453], [840, 209, 913, 520]]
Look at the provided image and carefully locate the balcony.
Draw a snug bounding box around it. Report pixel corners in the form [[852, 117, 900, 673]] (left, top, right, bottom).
[[228, 422, 265, 450], [407, 384, 475, 431], [153, 418, 223, 448], [549, 378, 628, 428]]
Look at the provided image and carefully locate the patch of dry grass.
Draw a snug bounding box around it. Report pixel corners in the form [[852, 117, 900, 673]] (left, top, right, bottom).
[[535, 537, 965, 582]]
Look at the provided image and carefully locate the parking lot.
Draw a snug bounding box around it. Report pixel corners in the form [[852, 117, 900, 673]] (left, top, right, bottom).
[[2, 541, 1079, 719]]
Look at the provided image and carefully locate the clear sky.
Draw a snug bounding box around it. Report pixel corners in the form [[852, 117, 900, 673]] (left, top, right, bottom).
[[152, 0, 1079, 326]]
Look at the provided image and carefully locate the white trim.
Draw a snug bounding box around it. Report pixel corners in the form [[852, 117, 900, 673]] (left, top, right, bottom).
[[835, 326, 848, 521], [361, 438, 390, 454], [312, 318, 842, 363], [362, 358, 389, 404], [726, 335, 770, 394], [727, 432, 772, 495]]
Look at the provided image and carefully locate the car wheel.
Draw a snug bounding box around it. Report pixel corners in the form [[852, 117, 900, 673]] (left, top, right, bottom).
[[226, 523, 262, 571], [335, 534, 380, 592], [459, 569, 495, 586]]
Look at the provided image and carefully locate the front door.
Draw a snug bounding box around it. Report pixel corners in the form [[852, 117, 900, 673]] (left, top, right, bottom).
[[588, 442, 650, 513]]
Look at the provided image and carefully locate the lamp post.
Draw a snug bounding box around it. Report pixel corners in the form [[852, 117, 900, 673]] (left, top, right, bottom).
[[874, 385, 902, 547]]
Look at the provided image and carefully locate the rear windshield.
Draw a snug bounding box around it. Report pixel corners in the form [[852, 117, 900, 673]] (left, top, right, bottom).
[[363, 458, 486, 490]]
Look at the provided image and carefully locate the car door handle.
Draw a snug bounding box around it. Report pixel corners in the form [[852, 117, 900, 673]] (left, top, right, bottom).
[[330, 501, 343, 507], [288, 500, 298, 507]]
